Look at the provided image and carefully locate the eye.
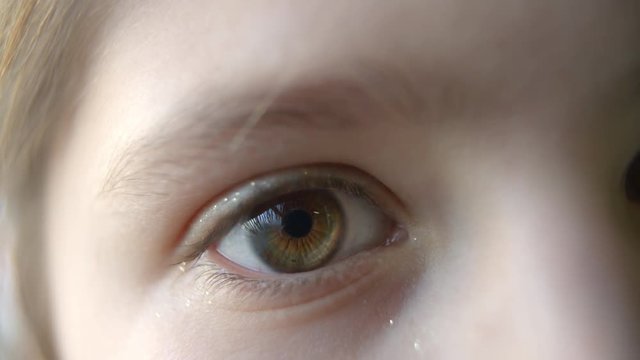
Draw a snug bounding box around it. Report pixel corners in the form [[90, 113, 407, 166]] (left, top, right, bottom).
[[218, 187, 393, 274], [626, 151, 640, 203], [181, 165, 405, 278]]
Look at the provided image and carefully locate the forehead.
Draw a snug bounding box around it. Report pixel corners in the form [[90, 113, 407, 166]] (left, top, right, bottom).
[[102, 0, 637, 104], [103, 0, 639, 79], [89, 0, 639, 137]]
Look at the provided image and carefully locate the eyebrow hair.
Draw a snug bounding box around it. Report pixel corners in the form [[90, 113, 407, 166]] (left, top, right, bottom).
[[98, 52, 640, 204], [99, 63, 462, 202]]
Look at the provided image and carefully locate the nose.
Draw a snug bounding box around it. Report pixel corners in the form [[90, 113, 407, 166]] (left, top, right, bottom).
[[397, 146, 640, 360]]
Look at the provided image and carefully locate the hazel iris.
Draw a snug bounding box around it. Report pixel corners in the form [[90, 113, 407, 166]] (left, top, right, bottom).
[[244, 190, 344, 273]]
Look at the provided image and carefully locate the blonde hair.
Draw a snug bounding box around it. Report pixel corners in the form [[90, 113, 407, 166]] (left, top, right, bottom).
[[1, 1, 108, 358]]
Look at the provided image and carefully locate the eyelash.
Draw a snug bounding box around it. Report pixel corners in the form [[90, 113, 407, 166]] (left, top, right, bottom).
[[190, 250, 375, 303], [174, 165, 406, 307]]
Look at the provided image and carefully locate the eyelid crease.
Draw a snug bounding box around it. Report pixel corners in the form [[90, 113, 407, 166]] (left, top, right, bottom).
[[98, 63, 441, 204], [171, 164, 405, 267]]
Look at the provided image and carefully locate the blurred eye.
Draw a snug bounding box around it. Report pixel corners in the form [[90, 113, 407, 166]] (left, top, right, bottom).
[[626, 151, 640, 203], [180, 165, 405, 278]]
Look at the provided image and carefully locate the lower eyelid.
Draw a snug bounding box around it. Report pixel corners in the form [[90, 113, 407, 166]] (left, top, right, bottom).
[[186, 238, 406, 313]]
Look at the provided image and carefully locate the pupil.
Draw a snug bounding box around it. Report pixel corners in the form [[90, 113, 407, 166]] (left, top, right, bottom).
[[282, 209, 313, 238]]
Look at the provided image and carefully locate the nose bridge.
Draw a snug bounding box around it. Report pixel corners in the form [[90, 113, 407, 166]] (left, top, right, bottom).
[[466, 154, 639, 359]]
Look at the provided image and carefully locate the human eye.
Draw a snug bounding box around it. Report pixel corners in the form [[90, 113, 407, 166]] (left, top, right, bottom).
[[175, 164, 410, 311]]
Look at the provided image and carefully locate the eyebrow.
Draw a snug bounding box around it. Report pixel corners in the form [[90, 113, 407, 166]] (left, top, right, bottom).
[[99, 63, 456, 201]]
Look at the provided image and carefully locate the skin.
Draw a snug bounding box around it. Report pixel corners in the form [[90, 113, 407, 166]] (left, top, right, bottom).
[[44, 0, 640, 359]]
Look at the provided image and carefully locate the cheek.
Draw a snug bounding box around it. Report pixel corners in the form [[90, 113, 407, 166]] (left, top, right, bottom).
[[130, 254, 420, 360]]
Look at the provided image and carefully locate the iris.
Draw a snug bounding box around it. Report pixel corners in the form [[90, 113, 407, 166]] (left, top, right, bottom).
[[244, 190, 344, 272]]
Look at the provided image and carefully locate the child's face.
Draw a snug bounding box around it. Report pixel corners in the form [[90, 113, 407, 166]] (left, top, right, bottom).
[[44, 1, 639, 359]]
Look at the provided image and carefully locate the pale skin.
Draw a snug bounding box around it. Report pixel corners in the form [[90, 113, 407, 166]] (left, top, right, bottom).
[[44, 0, 640, 359]]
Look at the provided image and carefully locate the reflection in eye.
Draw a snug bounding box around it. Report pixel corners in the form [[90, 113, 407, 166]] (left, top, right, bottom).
[[213, 168, 399, 275]]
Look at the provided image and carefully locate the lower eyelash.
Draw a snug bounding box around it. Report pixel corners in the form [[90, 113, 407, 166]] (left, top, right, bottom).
[[189, 248, 381, 311], [193, 258, 340, 298], [193, 261, 296, 298]]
